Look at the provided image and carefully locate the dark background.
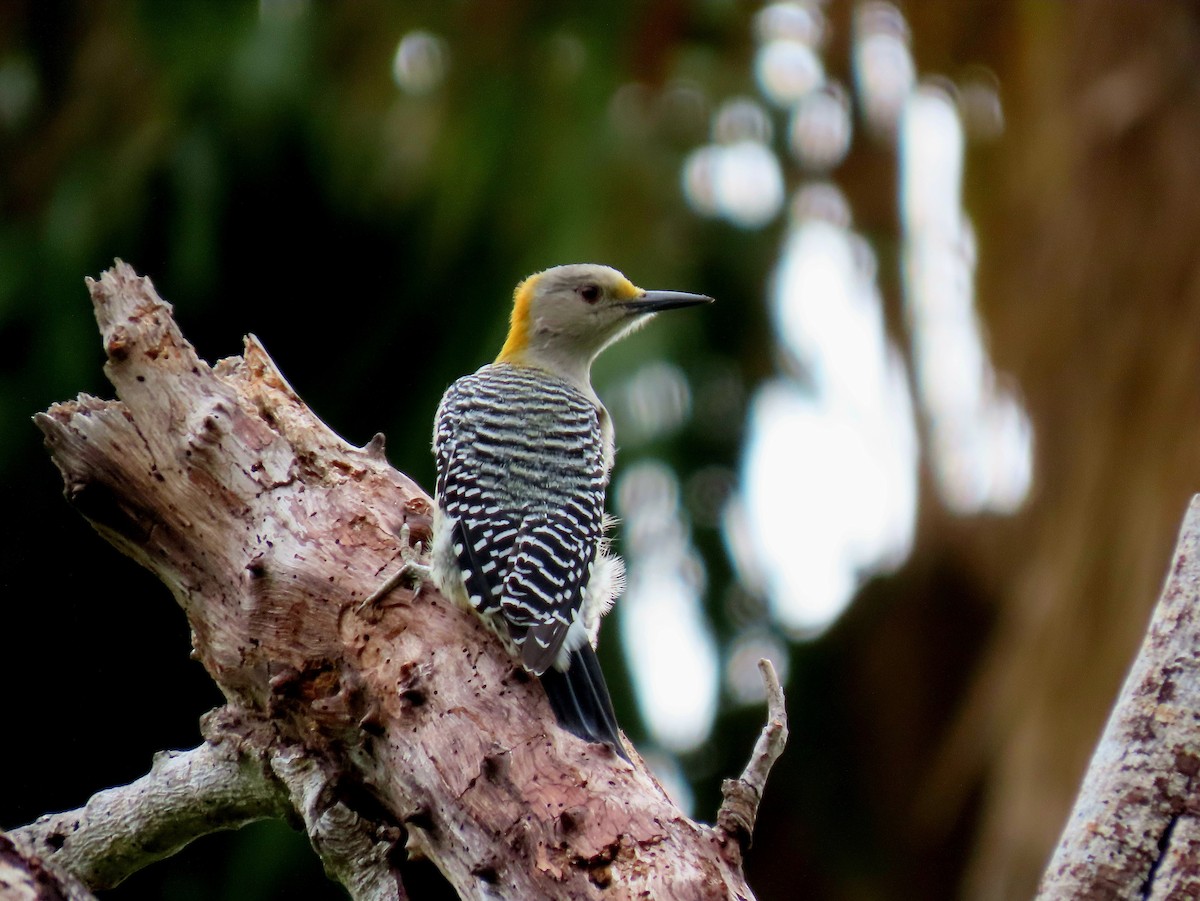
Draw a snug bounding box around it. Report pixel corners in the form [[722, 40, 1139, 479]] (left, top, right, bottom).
[[5, 2, 1200, 899]]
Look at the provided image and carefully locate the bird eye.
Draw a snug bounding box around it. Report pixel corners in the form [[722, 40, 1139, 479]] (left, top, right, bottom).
[[579, 284, 601, 304]]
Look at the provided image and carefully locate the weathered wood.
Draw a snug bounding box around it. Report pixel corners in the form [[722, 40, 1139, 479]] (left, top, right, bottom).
[[10, 726, 289, 892], [0, 831, 98, 901], [26, 261, 773, 900], [717, 660, 788, 859], [1036, 495, 1200, 899]]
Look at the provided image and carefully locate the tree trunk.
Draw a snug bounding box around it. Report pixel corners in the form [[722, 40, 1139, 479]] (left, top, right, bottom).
[[1036, 496, 1200, 899]]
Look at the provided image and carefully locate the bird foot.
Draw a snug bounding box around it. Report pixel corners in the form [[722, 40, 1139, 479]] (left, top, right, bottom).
[[358, 523, 431, 612]]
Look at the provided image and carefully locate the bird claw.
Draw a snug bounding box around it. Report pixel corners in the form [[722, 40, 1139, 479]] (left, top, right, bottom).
[[358, 522, 431, 612]]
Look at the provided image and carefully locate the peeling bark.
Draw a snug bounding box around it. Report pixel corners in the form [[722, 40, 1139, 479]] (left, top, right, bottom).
[[21, 262, 779, 900]]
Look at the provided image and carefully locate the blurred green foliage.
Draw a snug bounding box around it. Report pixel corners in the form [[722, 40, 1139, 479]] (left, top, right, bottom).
[[0, 2, 994, 900]]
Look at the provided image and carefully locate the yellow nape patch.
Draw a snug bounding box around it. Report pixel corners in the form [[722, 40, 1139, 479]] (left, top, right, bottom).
[[496, 272, 540, 363]]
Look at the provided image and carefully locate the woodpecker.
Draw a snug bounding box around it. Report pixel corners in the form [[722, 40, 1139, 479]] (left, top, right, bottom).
[[418, 263, 711, 759]]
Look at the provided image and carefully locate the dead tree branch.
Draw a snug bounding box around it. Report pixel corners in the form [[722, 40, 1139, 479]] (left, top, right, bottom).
[[18, 261, 782, 900], [0, 831, 99, 901], [716, 659, 788, 858], [1036, 494, 1200, 899], [10, 724, 288, 891]]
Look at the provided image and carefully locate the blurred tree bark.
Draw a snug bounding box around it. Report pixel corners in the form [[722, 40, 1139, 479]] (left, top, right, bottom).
[[899, 3, 1200, 898]]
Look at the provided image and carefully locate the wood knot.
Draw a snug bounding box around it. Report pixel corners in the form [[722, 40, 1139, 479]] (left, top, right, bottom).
[[480, 748, 510, 784], [716, 777, 758, 852], [106, 326, 131, 362], [66, 477, 151, 543], [470, 863, 500, 885], [398, 660, 429, 708], [186, 400, 234, 452], [587, 862, 613, 888], [400, 686, 427, 707], [405, 496, 432, 517], [559, 805, 588, 835], [404, 806, 435, 832], [365, 432, 387, 460], [245, 554, 267, 578]]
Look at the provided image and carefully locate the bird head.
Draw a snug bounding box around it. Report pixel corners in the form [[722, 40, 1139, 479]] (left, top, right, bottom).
[[496, 263, 712, 383]]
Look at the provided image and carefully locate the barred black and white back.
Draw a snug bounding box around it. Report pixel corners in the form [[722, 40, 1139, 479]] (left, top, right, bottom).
[[418, 263, 710, 758], [430, 362, 626, 752]]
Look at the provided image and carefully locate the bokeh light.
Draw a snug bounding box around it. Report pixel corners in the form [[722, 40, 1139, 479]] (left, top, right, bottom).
[[683, 140, 784, 229], [787, 83, 853, 171], [713, 97, 774, 144], [679, 0, 1032, 646], [959, 69, 1005, 142], [610, 361, 693, 445], [392, 30, 449, 96], [731, 213, 918, 635], [0, 57, 37, 131], [617, 461, 719, 752], [755, 39, 824, 108], [726, 629, 791, 706], [900, 85, 1032, 513], [683, 98, 784, 229], [754, 1, 825, 46], [853, 1, 916, 137]]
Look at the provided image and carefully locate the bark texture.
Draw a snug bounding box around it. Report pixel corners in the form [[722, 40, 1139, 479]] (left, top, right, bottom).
[[957, 6, 1200, 898], [28, 261, 768, 900], [11, 730, 289, 891], [1036, 495, 1200, 899], [852, 4, 1200, 897], [0, 832, 98, 901]]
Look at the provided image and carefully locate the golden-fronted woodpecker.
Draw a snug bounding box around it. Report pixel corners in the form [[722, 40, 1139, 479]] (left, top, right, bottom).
[[382, 264, 711, 759]]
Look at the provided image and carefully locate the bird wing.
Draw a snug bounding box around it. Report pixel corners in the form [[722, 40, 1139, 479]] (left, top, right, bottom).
[[501, 512, 598, 673], [434, 406, 518, 614], [450, 514, 516, 614], [434, 365, 608, 670]]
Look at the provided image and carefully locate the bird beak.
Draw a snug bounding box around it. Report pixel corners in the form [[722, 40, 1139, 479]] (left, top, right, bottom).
[[622, 290, 714, 315]]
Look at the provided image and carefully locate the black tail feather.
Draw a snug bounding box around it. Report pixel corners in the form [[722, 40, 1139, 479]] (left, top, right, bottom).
[[539, 644, 629, 761]]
